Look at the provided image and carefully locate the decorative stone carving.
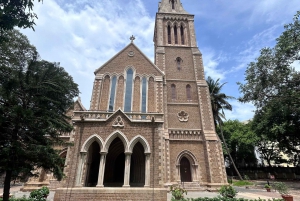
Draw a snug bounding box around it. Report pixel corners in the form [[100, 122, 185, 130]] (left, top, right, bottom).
[[128, 51, 135, 57], [112, 116, 124, 128], [177, 110, 189, 122]]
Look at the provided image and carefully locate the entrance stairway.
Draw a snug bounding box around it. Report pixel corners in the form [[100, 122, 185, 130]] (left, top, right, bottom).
[[179, 182, 205, 191]]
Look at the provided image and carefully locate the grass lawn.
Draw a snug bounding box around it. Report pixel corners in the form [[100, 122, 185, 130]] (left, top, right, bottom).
[[233, 180, 254, 186]]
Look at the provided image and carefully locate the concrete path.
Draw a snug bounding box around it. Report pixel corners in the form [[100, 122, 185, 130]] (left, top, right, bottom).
[[2, 184, 300, 201]]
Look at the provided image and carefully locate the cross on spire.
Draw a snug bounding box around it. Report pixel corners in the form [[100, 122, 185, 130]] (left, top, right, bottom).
[[130, 35, 135, 43]]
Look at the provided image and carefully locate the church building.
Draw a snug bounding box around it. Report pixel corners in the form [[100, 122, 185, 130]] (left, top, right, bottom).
[[54, 0, 227, 200]]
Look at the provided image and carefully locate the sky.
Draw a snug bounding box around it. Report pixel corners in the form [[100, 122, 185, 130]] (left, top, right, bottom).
[[20, 0, 300, 122]]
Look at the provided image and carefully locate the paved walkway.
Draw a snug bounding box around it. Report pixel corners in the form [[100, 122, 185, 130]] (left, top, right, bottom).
[[1, 183, 300, 201]]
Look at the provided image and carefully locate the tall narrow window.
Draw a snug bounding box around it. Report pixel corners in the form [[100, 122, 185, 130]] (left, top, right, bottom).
[[171, 0, 175, 9], [186, 84, 191, 101], [167, 25, 171, 44], [174, 25, 178, 44], [171, 84, 176, 100], [180, 25, 184, 45], [108, 76, 117, 112], [141, 77, 147, 113], [124, 69, 133, 112]]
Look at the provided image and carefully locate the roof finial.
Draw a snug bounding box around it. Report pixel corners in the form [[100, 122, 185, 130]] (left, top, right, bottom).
[[130, 35, 135, 43]]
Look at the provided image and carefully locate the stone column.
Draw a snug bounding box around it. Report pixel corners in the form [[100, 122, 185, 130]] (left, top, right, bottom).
[[123, 153, 131, 187], [184, 26, 188, 46], [176, 164, 181, 182], [75, 152, 87, 187], [177, 26, 181, 45], [144, 153, 151, 187], [192, 164, 199, 182], [171, 25, 175, 45], [96, 152, 107, 187]]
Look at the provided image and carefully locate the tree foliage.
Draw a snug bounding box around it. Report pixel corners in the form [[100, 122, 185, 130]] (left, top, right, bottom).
[[0, 0, 42, 31], [238, 11, 300, 165], [206, 76, 234, 126], [217, 120, 257, 167], [0, 29, 79, 201]]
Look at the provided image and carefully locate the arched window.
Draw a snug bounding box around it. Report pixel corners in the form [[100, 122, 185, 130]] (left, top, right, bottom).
[[141, 77, 147, 113], [174, 25, 178, 44], [176, 57, 182, 70], [186, 84, 191, 101], [108, 76, 117, 112], [171, 84, 176, 100], [167, 25, 171, 44], [124, 69, 133, 112], [180, 25, 184, 45]]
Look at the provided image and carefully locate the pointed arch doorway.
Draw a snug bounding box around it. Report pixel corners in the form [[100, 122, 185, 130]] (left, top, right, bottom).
[[180, 157, 192, 182]]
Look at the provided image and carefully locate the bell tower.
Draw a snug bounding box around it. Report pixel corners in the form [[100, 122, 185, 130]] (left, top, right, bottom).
[[154, 0, 228, 188]]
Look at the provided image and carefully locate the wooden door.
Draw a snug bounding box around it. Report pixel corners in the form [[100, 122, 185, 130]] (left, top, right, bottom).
[[180, 157, 192, 182]]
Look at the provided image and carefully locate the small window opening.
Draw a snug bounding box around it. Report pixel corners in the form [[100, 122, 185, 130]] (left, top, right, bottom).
[[180, 25, 184, 45], [176, 57, 183, 70], [186, 85, 191, 101], [167, 25, 171, 44], [171, 84, 176, 100], [171, 0, 175, 9], [174, 25, 178, 44]]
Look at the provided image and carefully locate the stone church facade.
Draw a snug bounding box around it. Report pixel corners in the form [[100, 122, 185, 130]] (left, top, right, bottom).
[[54, 1, 227, 200]]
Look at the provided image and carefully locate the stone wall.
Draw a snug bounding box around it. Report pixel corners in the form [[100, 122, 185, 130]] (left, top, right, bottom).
[[54, 188, 167, 201]]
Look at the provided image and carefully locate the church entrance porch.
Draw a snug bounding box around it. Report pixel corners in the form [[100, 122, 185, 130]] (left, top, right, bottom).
[[85, 141, 100, 187], [103, 138, 125, 187], [130, 142, 145, 187]]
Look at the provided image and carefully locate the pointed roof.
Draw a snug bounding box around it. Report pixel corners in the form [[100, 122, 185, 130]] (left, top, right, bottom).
[[74, 97, 87, 111], [158, 0, 189, 14], [94, 42, 164, 76]]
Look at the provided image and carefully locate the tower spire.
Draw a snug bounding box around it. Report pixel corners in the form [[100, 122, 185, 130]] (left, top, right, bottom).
[[158, 0, 189, 14]]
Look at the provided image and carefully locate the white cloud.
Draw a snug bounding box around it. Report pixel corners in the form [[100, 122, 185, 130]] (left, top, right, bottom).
[[202, 48, 227, 81], [229, 25, 280, 74], [224, 100, 255, 121], [21, 0, 154, 109]]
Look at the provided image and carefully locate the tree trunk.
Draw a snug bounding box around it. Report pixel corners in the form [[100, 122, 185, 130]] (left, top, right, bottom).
[[3, 170, 12, 201]]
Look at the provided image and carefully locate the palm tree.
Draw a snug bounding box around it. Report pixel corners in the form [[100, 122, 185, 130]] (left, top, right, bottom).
[[206, 76, 243, 180], [206, 76, 234, 126]]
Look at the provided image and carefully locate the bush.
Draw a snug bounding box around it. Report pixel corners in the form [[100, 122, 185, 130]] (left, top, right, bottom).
[[0, 195, 33, 201], [219, 185, 238, 198], [170, 186, 187, 201], [29, 187, 49, 201], [273, 182, 290, 195]]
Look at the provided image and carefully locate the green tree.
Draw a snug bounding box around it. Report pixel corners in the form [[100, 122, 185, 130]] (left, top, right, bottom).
[[0, 0, 42, 31], [206, 76, 234, 126], [206, 76, 243, 180], [217, 120, 257, 167], [0, 29, 79, 201], [238, 11, 300, 163]]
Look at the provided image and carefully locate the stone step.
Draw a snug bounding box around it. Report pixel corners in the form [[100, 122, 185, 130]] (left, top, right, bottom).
[[179, 182, 205, 191]]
